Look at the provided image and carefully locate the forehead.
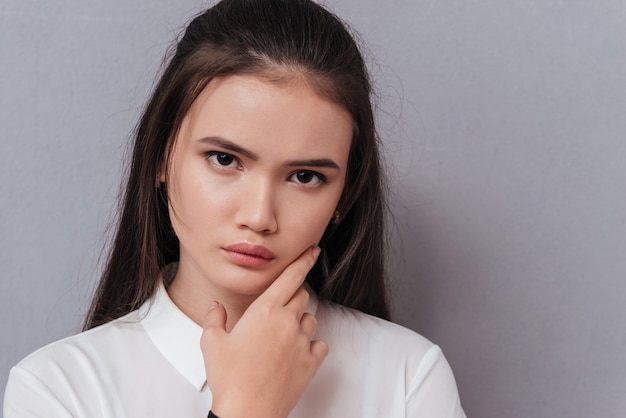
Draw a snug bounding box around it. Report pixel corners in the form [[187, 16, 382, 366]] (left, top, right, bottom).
[[178, 74, 354, 161]]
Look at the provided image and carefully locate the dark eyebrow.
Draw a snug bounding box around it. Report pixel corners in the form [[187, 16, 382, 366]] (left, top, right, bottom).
[[197, 136, 258, 160], [284, 159, 340, 170]]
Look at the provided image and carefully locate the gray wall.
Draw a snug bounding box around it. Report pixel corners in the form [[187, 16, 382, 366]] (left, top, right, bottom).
[[1, 1, 625, 417]]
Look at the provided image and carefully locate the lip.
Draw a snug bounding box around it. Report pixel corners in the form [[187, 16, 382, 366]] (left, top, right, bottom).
[[222, 242, 276, 268]]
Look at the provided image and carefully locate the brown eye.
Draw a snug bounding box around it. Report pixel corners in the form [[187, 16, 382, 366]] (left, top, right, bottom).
[[207, 151, 240, 169], [297, 171, 314, 183], [216, 153, 234, 166], [290, 170, 325, 187]]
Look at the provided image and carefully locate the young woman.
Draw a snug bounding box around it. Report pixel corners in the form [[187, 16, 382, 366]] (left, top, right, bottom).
[[4, 0, 466, 417]]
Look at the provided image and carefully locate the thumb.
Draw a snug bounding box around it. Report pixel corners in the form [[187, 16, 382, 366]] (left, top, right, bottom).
[[202, 300, 227, 332]]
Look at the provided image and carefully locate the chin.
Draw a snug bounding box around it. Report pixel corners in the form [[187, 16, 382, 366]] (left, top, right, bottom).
[[221, 273, 276, 296]]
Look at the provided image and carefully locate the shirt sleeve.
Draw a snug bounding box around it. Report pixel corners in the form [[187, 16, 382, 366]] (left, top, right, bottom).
[[4, 366, 75, 418], [406, 345, 466, 418]]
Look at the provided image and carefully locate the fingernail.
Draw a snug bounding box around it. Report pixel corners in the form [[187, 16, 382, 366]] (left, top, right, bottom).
[[208, 300, 219, 311], [312, 247, 321, 260]]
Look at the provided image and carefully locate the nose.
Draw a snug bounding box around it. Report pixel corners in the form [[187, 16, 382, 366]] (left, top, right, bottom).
[[235, 177, 278, 234]]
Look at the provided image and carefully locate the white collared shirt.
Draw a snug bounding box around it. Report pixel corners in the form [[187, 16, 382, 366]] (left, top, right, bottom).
[[4, 282, 466, 417]]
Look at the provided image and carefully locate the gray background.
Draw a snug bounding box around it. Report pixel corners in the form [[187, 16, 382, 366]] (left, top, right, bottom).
[[1, 0, 625, 417]]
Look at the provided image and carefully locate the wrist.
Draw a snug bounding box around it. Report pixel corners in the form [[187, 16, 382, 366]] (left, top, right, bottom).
[[210, 399, 289, 418]]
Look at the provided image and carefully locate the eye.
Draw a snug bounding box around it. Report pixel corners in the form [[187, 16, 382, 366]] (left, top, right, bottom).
[[289, 170, 326, 187], [206, 152, 240, 169]]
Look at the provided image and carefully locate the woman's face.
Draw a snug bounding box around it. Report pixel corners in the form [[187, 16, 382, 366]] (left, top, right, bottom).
[[163, 74, 353, 298]]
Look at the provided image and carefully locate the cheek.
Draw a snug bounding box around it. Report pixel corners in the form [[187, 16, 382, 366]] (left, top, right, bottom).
[[288, 217, 328, 245], [280, 197, 338, 247], [167, 165, 235, 233]]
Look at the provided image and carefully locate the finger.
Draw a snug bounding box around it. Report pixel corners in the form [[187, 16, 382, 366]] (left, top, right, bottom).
[[310, 339, 329, 363], [300, 312, 318, 339], [258, 246, 320, 306], [285, 287, 309, 315], [202, 300, 227, 333]]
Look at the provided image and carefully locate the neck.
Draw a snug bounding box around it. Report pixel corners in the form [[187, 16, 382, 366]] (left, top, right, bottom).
[[166, 265, 259, 333]]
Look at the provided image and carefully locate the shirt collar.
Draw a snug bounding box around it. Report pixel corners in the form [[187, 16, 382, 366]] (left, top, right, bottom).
[[140, 278, 319, 392], [140, 280, 207, 391]]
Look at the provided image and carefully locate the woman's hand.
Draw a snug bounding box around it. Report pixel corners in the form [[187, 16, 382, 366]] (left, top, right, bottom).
[[201, 247, 328, 418]]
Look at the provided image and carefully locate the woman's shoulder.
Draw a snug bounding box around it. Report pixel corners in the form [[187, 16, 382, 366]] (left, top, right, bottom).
[[314, 299, 449, 382], [316, 299, 435, 355], [4, 309, 170, 417], [312, 300, 465, 417], [10, 310, 144, 377]]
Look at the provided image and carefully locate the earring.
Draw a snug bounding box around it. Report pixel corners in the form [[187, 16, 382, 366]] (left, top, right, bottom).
[[332, 210, 341, 224]]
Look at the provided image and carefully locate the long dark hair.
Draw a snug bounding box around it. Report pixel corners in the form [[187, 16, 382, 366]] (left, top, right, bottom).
[[84, 0, 390, 330]]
